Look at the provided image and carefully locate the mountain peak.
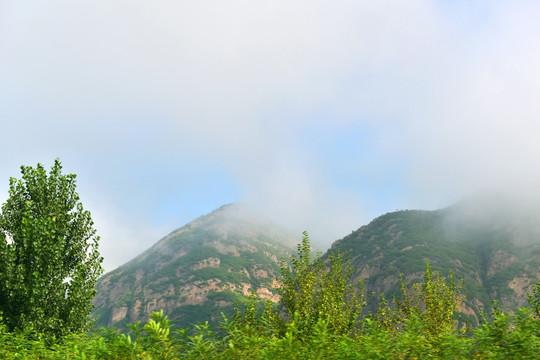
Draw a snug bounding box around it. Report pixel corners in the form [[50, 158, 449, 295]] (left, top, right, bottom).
[[198, 203, 270, 225], [92, 204, 296, 329], [328, 204, 540, 324]]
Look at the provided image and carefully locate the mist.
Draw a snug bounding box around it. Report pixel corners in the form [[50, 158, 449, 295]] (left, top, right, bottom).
[[2, 1, 540, 271]]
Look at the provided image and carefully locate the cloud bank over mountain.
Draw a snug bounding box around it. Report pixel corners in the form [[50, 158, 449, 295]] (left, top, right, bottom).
[[2, 1, 540, 270]]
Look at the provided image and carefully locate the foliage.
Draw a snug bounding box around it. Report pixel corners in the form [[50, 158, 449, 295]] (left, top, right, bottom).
[[0, 290, 536, 359], [2, 294, 540, 359], [278, 231, 365, 337], [473, 303, 540, 359], [527, 282, 540, 319], [2, 229, 540, 358], [332, 208, 540, 323], [0, 159, 103, 338], [387, 262, 463, 336], [91, 204, 293, 331]]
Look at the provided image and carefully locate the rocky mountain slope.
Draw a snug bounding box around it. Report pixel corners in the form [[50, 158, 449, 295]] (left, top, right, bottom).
[[91, 204, 296, 329], [93, 196, 540, 329], [327, 196, 540, 323]]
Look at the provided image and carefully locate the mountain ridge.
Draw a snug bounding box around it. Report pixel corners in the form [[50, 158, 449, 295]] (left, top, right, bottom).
[[92, 203, 296, 329], [93, 198, 540, 328], [327, 202, 540, 323]]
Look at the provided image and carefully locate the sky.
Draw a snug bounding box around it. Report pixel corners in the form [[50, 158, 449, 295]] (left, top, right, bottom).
[[2, 1, 540, 272]]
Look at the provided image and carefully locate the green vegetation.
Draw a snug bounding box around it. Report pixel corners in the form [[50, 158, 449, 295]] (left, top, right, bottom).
[[2, 231, 540, 358], [0, 159, 103, 339], [331, 208, 540, 321], [92, 204, 294, 330], [2, 162, 540, 357], [278, 231, 364, 336]]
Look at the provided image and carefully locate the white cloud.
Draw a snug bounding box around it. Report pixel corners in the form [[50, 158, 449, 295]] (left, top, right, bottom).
[[86, 198, 170, 273], [2, 1, 540, 268]]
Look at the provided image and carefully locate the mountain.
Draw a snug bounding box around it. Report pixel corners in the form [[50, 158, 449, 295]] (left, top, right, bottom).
[[93, 196, 540, 330], [91, 204, 296, 329], [327, 195, 540, 323]]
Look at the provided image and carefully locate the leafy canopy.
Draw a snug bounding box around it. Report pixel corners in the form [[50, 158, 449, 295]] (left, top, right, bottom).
[[0, 159, 103, 337], [278, 231, 365, 336]]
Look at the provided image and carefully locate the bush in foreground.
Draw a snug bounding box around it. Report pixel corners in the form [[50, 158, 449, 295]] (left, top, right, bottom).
[[1, 232, 540, 358]]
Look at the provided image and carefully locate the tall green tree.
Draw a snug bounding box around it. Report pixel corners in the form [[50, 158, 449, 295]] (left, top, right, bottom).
[[0, 159, 103, 337], [376, 262, 463, 337], [278, 231, 364, 337], [527, 282, 540, 320]]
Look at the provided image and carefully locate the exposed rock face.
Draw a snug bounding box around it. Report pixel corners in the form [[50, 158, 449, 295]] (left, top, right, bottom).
[[110, 307, 128, 323], [92, 204, 295, 329], [328, 199, 540, 324]]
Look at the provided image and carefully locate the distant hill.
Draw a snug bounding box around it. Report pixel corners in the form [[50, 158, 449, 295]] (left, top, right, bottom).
[[93, 196, 540, 330], [91, 204, 296, 330], [327, 195, 540, 323]]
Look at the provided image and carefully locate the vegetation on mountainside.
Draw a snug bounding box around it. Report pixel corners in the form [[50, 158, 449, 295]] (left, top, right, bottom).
[[94, 200, 540, 332], [91, 203, 295, 331], [330, 208, 540, 323]]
